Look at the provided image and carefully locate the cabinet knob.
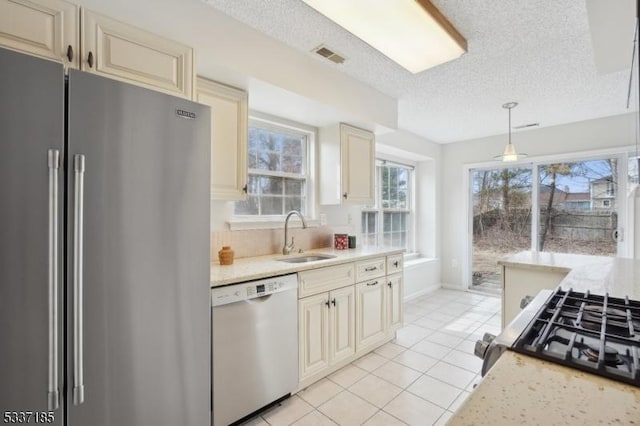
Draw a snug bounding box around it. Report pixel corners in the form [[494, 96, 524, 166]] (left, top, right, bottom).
[[393, 260, 399, 267], [388, 281, 392, 288], [66, 45, 74, 62], [242, 184, 248, 193], [331, 298, 336, 306], [325, 299, 330, 307], [87, 51, 94, 68], [343, 192, 348, 199]]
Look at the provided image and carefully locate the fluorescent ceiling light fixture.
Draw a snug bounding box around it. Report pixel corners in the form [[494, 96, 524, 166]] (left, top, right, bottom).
[[301, 0, 467, 73], [494, 102, 528, 162]]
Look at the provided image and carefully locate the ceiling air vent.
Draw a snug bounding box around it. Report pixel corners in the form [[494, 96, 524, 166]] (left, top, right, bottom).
[[313, 45, 346, 64]]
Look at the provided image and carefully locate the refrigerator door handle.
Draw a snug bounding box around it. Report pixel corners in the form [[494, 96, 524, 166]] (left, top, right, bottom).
[[72, 154, 85, 406], [47, 150, 60, 411]]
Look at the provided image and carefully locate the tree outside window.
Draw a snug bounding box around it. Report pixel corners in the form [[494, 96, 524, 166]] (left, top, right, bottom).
[[235, 123, 308, 216]]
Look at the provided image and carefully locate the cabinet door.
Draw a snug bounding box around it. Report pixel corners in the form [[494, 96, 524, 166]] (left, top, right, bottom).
[[387, 273, 403, 333], [81, 9, 194, 99], [355, 279, 386, 351], [196, 77, 247, 200], [299, 293, 330, 380], [341, 124, 374, 205], [0, 0, 78, 68], [329, 286, 355, 364], [502, 265, 568, 327]]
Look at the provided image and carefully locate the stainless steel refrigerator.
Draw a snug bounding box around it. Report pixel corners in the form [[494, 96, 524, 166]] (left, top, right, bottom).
[[0, 48, 211, 426]]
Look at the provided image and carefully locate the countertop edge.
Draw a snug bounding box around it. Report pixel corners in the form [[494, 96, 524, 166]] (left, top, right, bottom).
[[210, 247, 405, 287]]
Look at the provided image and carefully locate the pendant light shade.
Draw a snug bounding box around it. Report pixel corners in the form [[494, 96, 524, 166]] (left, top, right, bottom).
[[494, 102, 527, 162]]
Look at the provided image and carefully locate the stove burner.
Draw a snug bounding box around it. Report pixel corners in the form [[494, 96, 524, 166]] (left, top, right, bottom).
[[582, 344, 622, 365]]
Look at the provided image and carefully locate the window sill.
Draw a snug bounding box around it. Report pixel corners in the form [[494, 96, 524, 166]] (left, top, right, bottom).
[[228, 217, 321, 231]]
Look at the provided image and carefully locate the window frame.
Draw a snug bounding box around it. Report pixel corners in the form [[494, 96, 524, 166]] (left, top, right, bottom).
[[362, 159, 415, 252], [229, 113, 317, 229]]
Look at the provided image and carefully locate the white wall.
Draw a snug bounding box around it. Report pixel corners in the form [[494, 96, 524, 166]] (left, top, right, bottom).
[[440, 112, 637, 289]]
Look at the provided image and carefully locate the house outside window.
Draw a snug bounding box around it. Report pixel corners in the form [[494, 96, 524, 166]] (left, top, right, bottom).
[[234, 117, 313, 217], [361, 160, 413, 251]]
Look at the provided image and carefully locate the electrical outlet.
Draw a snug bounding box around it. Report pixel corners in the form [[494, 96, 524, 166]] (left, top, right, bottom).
[[319, 213, 327, 226], [451, 259, 458, 268], [347, 213, 352, 224]]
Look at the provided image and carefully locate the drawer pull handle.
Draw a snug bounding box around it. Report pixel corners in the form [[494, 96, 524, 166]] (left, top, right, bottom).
[[366, 281, 378, 286], [364, 266, 377, 272], [393, 260, 399, 267]]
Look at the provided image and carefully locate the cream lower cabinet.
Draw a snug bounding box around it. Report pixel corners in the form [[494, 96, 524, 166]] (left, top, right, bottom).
[[502, 264, 568, 327], [387, 273, 403, 333], [0, 0, 79, 68], [355, 278, 386, 350], [298, 254, 403, 388], [299, 286, 355, 381]]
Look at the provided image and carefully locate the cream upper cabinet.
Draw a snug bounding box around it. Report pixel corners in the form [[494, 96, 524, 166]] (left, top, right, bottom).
[[319, 123, 375, 205], [196, 77, 248, 200], [80, 9, 194, 99], [387, 273, 403, 333], [355, 278, 386, 350], [0, 0, 79, 68]]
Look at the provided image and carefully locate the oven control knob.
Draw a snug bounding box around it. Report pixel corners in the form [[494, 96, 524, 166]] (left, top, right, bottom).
[[520, 295, 534, 309], [474, 333, 496, 359]]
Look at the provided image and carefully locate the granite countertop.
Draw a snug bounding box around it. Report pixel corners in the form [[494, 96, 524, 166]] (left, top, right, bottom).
[[448, 351, 640, 425], [498, 251, 640, 299], [210, 246, 404, 287]]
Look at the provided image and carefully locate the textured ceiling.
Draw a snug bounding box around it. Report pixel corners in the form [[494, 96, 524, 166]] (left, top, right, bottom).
[[202, 0, 636, 143]]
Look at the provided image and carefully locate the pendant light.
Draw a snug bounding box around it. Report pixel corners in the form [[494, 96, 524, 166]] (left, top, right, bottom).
[[494, 102, 528, 162]]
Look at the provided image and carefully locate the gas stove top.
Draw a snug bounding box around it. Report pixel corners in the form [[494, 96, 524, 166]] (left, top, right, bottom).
[[512, 289, 640, 386]]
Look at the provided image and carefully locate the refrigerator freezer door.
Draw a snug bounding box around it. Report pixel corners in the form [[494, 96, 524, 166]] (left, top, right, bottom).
[[0, 48, 64, 425], [66, 70, 210, 426]]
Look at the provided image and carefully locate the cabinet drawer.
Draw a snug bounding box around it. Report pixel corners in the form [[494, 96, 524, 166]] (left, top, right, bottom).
[[298, 263, 355, 298], [386, 254, 403, 274], [355, 257, 385, 282]]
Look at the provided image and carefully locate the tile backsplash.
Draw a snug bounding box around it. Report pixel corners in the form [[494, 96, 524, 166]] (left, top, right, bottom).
[[211, 226, 335, 261]]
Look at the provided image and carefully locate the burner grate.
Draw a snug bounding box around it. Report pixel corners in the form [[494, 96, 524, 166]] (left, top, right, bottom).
[[512, 288, 640, 387]]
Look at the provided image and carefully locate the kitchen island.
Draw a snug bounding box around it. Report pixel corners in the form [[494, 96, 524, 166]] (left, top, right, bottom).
[[450, 252, 640, 425], [448, 351, 640, 425]]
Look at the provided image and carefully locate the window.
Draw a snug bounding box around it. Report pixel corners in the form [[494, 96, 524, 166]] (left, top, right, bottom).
[[361, 160, 413, 250], [235, 118, 312, 217]]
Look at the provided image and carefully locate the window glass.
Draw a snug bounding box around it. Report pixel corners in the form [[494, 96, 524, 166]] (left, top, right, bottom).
[[361, 162, 412, 251], [235, 122, 308, 216], [537, 158, 617, 256]]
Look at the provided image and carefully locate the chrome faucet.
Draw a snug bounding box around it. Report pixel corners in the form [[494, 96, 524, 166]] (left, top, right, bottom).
[[283, 210, 308, 255]]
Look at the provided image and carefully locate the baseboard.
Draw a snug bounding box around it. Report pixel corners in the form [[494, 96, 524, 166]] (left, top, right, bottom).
[[404, 284, 441, 302]]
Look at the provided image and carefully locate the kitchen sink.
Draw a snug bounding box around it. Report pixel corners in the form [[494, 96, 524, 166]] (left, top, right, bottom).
[[276, 254, 337, 263]]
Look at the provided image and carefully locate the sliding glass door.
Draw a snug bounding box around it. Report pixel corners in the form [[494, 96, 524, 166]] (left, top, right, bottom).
[[537, 158, 621, 256], [469, 153, 634, 294], [470, 166, 532, 294]]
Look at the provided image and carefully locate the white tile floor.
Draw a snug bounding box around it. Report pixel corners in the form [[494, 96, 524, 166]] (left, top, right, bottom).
[[243, 288, 502, 426]]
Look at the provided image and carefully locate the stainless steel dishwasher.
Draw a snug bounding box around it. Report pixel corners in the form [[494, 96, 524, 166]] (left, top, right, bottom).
[[211, 273, 298, 426]]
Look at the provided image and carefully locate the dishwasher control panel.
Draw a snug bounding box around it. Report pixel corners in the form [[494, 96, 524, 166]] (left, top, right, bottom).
[[211, 273, 298, 307]]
